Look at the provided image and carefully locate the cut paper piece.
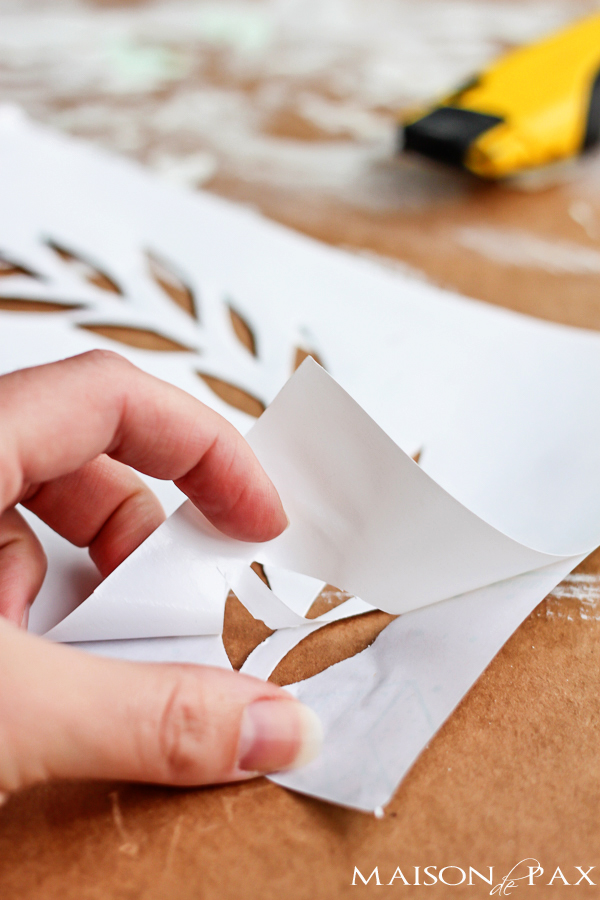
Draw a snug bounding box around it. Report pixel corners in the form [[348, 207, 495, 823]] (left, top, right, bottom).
[[24, 477, 187, 639], [42, 360, 590, 645], [245, 362, 575, 609], [263, 566, 326, 617], [39, 497, 361, 643], [226, 565, 310, 629], [241, 596, 373, 681], [43, 503, 228, 643], [23, 512, 103, 637], [226, 564, 361, 631], [73, 634, 232, 669], [272, 556, 582, 811]]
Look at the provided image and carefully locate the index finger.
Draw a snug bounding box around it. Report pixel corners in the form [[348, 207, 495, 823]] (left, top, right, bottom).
[[0, 350, 287, 542]]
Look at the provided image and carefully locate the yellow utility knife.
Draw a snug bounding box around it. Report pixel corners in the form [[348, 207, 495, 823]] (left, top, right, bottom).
[[402, 13, 600, 178]]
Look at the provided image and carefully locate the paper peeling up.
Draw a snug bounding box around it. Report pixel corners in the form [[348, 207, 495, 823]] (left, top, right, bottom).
[[4, 110, 600, 812], [41, 359, 592, 646]]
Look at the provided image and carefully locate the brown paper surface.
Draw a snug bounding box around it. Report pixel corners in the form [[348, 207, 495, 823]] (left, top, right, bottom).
[[2, 5, 600, 894]]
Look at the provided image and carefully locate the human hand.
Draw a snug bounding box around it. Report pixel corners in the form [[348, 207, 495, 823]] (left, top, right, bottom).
[[0, 350, 321, 801]]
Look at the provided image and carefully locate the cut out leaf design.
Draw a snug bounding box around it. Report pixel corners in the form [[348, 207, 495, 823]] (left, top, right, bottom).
[[228, 304, 257, 356], [250, 561, 271, 589], [78, 325, 193, 352], [222, 591, 273, 671], [0, 298, 81, 313], [412, 448, 423, 464], [45, 239, 122, 294], [197, 373, 265, 418], [146, 250, 197, 319], [269, 609, 396, 687], [0, 253, 39, 280], [294, 347, 324, 371]]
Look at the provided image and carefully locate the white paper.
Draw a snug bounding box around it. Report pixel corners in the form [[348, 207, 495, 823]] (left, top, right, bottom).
[[43, 503, 228, 642], [3, 110, 600, 810], [40, 358, 596, 645], [272, 558, 581, 811], [73, 634, 232, 669], [241, 596, 373, 681]]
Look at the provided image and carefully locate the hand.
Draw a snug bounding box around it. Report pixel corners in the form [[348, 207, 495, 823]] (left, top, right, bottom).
[[0, 350, 321, 801]]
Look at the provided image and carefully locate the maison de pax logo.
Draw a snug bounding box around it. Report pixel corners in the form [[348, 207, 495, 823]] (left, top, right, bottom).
[[351, 859, 596, 891]]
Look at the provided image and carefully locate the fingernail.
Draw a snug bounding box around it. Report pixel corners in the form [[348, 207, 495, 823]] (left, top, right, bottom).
[[237, 699, 322, 774], [21, 605, 30, 630]]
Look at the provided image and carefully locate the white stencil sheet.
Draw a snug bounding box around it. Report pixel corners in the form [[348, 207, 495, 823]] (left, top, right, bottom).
[[2, 108, 600, 810]]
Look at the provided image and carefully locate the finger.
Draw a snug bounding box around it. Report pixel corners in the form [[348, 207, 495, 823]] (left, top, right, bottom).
[[0, 621, 322, 794], [23, 455, 166, 577], [0, 351, 286, 542], [0, 509, 46, 626]]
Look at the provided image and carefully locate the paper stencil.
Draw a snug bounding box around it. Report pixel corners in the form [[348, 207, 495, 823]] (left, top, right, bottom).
[[272, 557, 583, 811], [2, 108, 600, 810], [45, 357, 597, 644]]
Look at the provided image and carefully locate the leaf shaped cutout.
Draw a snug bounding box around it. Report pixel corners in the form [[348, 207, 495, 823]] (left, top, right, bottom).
[[250, 561, 271, 589], [45, 240, 122, 295], [412, 448, 423, 464], [305, 584, 353, 620], [146, 250, 197, 319], [197, 373, 265, 418], [0, 297, 82, 313], [228, 304, 257, 356], [293, 347, 324, 371], [222, 590, 273, 670], [0, 253, 39, 280], [78, 324, 193, 352], [269, 610, 396, 687]]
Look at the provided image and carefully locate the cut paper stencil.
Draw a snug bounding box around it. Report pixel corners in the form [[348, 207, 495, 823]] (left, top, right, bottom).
[[44, 357, 598, 646], [2, 106, 600, 811]]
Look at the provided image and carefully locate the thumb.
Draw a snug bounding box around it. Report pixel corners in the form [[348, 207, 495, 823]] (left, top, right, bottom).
[[0, 620, 322, 796]]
